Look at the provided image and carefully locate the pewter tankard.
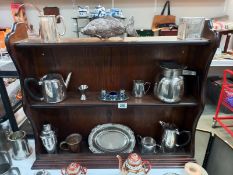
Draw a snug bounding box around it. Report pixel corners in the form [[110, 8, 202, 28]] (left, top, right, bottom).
[[159, 121, 191, 152], [39, 15, 66, 42]]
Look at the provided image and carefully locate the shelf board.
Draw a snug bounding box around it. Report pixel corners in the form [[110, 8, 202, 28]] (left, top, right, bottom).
[[30, 92, 198, 108], [32, 153, 194, 169], [14, 36, 210, 47]]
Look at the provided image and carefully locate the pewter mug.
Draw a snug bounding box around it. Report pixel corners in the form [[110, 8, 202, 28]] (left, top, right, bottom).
[[159, 121, 191, 152], [24, 73, 72, 103], [8, 131, 31, 160], [0, 163, 20, 175], [39, 15, 66, 42], [60, 133, 82, 153], [0, 152, 11, 166], [154, 62, 196, 103], [132, 80, 151, 98], [40, 124, 57, 154]]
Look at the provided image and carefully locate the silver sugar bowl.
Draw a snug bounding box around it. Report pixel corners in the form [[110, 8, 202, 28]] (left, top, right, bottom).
[[40, 124, 57, 154]]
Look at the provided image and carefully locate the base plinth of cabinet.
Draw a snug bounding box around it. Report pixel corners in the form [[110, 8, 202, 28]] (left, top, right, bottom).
[[32, 154, 195, 169]]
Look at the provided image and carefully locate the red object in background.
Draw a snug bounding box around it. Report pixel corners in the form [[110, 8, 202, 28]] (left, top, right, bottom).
[[10, 2, 28, 25], [213, 69, 233, 137]]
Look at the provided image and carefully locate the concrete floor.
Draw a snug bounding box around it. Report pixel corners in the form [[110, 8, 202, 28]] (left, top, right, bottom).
[[195, 102, 233, 164]]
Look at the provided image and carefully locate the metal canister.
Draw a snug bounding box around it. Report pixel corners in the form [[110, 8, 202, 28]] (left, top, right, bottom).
[[40, 124, 57, 154]]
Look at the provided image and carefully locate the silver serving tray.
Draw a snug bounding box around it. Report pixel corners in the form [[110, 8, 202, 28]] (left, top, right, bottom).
[[88, 123, 135, 153]]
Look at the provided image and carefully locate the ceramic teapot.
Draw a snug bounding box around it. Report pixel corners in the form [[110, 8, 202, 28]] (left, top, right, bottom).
[[78, 6, 89, 17], [61, 162, 87, 175], [93, 5, 106, 18], [116, 153, 151, 175]]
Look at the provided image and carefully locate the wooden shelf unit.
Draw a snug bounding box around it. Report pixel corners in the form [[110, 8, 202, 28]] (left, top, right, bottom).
[[6, 21, 219, 169]]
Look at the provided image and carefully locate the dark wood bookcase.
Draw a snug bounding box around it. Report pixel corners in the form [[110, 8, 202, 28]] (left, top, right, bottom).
[[6, 21, 218, 169]]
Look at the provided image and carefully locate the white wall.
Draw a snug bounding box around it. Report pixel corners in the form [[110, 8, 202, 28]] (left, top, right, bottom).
[[0, 0, 229, 37]]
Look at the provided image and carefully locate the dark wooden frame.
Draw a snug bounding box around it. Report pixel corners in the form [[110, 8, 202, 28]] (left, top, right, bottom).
[[5, 21, 219, 169]]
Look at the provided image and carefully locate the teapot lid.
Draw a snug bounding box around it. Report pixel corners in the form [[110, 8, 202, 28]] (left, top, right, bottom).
[[66, 162, 81, 174], [127, 153, 142, 166], [160, 61, 185, 70]]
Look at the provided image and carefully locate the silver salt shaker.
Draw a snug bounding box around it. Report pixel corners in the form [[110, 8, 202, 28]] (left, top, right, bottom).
[[40, 124, 57, 154]]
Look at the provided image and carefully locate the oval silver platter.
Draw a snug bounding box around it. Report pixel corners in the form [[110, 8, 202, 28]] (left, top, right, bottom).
[[88, 123, 136, 153]]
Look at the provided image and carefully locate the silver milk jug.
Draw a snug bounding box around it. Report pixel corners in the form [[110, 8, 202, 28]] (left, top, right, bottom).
[[154, 62, 196, 103], [39, 15, 66, 43], [24, 72, 72, 103], [40, 124, 57, 154], [159, 121, 191, 152]]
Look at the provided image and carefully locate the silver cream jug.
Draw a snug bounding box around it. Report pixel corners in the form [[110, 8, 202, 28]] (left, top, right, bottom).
[[24, 72, 72, 103]]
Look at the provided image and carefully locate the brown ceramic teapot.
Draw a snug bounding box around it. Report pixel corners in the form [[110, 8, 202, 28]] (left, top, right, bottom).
[[61, 162, 87, 175], [116, 153, 151, 175]]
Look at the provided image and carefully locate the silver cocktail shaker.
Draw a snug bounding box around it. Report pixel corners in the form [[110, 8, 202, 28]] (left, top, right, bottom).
[[40, 124, 57, 154]]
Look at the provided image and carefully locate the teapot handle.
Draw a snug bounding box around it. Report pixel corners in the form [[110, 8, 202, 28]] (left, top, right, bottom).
[[24, 78, 44, 101], [176, 130, 192, 147], [61, 168, 66, 175], [56, 15, 66, 36], [81, 166, 87, 174], [142, 160, 151, 174]]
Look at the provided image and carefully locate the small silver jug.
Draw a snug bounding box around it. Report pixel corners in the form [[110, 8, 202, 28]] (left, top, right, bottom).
[[154, 62, 196, 103], [39, 15, 66, 43], [132, 80, 151, 98], [40, 124, 57, 154], [8, 131, 31, 160], [159, 121, 191, 152], [24, 72, 72, 103]]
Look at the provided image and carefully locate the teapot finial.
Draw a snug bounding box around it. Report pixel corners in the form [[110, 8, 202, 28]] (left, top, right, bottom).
[[116, 155, 123, 171]]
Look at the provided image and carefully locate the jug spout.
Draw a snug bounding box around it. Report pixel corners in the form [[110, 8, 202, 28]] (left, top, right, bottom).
[[65, 72, 72, 88]]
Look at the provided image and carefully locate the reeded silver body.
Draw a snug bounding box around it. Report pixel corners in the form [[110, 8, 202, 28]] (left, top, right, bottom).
[[132, 80, 151, 98], [40, 74, 68, 103], [39, 15, 66, 43], [8, 131, 31, 160], [154, 66, 196, 103], [40, 124, 57, 154]]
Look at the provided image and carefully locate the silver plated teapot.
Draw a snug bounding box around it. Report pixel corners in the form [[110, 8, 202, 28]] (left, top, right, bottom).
[[154, 62, 196, 103], [24, 72, 72, 103]]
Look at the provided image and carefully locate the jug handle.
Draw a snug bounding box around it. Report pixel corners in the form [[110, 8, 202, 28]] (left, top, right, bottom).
[[176, 130, 192, 147], [56, 15, 66, 36], [142, 160, 152, 174], [10, 167, 21, 175], [24, 78, 44, 101], [144, 82, 151, 94]]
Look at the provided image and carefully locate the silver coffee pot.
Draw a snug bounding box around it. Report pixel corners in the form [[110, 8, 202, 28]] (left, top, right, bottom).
[[159, 121, 191, 152], [154, 62, 196, 103], [40, 124, 57, 154], [24, 72, 72, 103]]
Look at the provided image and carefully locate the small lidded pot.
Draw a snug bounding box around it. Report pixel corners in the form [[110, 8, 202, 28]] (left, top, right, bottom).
[[61, 162, 87, 175]]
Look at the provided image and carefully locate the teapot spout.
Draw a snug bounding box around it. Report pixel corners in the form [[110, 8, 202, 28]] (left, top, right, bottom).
[[65, 72, 72, 88], [116, 155, 123, 171]]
